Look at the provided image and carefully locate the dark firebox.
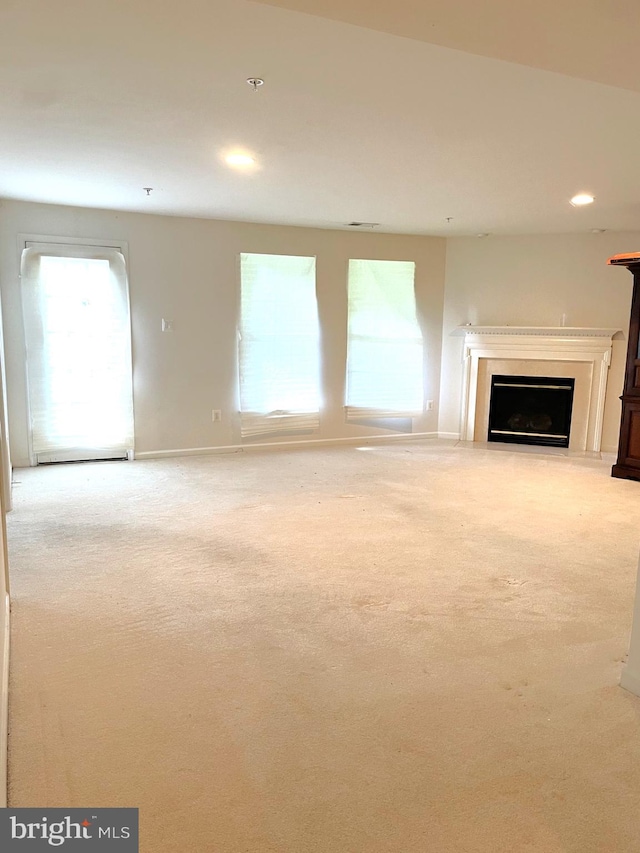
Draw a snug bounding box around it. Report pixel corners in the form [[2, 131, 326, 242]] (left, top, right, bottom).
[[488, 375, 575, 448]]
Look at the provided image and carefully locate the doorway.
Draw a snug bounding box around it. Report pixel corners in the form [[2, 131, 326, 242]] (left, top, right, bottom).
[[21, 243, 134, 464]]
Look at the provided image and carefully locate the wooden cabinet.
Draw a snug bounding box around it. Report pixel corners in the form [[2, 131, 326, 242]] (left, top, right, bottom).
[[612, 262, 640, 480]]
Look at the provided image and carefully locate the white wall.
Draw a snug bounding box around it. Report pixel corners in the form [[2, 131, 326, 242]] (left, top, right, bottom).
[[0, 371, 8, 806], [0, 491, 7, 808], [439, 233, 640, 451], [4, 201, 636, 463], [0, 200, 446, 466]]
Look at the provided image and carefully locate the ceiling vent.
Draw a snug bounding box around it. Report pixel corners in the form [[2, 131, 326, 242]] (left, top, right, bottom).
[[346, 221, 379, 228]]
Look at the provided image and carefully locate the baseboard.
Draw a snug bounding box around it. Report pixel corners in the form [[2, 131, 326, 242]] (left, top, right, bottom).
[[134, 432, 441, 460], [0, 592, 9, 807], [11, 457, 31, 470], [620, 665, 640, 697], [437, 432, 460, 440]]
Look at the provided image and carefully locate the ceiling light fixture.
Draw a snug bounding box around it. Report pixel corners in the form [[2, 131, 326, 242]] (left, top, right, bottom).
[[570, 193, 595, 206], [225, 153, 256, 168], [347, 222, 379, 228], [246, 78, 264, 92]]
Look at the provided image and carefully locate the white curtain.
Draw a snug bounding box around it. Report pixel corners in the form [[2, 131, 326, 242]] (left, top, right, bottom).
[[21, 244, 134, 462], [239, 253, 320, 438], [345, 259, 424, 419]]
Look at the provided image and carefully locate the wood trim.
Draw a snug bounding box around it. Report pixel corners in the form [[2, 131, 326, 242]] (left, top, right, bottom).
[[620, 665, 640, 697], [0, 593, 9, 808], [134, 432, 440, 459], [612, 463, 640, 481]]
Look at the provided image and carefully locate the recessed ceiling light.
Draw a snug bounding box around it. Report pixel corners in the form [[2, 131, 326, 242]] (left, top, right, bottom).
[[225, 153, 256, 168], [570, 193, 595, 206]]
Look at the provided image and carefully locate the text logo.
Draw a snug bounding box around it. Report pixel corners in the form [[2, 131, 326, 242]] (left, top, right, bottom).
[[0, 809, 138, 850]]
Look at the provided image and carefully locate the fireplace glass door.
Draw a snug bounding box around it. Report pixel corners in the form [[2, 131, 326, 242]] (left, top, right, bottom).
[[488, 375, 575, 448]]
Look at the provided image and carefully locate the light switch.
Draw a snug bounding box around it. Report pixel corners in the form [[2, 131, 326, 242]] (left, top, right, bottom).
[[162, 319, 174, 332]]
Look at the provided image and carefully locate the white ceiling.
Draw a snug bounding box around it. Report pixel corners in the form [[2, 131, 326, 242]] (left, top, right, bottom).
[[257, 0, 640, 93], [2, 0, 640, 235]]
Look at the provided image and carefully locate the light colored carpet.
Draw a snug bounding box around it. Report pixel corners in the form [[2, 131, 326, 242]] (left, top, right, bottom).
[[6, 441, 640, 852]]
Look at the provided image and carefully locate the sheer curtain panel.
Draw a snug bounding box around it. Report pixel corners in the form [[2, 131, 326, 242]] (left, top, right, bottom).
[[21, 244, 134, 463], [239, 253, 320, 438], [345, 259, 424, 420]]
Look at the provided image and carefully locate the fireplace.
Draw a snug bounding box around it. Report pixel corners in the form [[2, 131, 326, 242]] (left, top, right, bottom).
[[457, 326, 619, 453], [488, 375, 575, 447]]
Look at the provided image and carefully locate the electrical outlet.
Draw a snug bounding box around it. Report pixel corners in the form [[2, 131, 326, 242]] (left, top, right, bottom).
[[212, 409, 222, 422], [426, 400, 434, 410]]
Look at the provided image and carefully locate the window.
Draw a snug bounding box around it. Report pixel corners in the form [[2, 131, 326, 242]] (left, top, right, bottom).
[[345, 259, 423, 419], [239, 253, 320, 437], [21, 243, 134, 463]]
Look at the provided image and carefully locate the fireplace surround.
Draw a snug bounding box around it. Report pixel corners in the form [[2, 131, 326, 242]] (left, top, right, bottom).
[[458, 327, 619, 453]]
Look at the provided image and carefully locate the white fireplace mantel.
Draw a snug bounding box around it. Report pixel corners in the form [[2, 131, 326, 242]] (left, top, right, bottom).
[[455, 325, 620, 338], [457, 326, 620, 452]]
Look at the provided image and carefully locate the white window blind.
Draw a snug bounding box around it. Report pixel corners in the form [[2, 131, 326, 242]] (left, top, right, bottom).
[[21, 243, 134, 463], [345, 259, 424, 419], [239, 253, 320, 438]]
